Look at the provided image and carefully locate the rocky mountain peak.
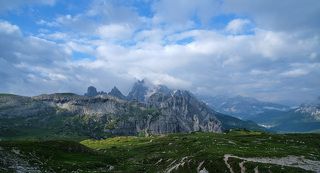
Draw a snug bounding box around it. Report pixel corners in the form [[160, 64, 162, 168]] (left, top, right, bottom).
[[147, 89, 222, 133], [172, 90, 191, 97], [127, 80, 173, 103], [295, 104, 320, 121], [108, 86, 126, 100], [127, 80, 149, 102], [85, 86, 98, 97], [84, 86, 108, 97]]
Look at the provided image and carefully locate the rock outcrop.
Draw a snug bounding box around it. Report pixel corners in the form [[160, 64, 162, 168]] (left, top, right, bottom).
[[127, 80, 149, 102], [84, 86, 98, 97], [127, 80, 171, 102], [108, 86, 126, 100], [147, 90, 221, 133]]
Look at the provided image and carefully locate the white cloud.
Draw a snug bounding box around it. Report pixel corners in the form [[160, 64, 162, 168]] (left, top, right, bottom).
[[226, 19, 251, 34], [54, 14, 96, 33], [2, 18, 318, 104], [36, 19, 59, 27], [86, 0, 142, 25], [280, 69, 309, 78], [223, 0, 320, 33], [0, 21, 20, 34], [97, 24, 133, 40], [38, 32, 68, 41], [152, 0, 220, 28], [1, 0, 320, 105], [250, 69, 275, 76]]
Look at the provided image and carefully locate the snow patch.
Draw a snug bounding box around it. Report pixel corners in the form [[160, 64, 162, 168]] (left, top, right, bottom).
[[263, 106, 287, 111], [258, 124, 276, 128]]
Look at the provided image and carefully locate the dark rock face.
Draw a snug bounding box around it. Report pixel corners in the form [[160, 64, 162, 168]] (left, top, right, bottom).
[[108, 87, 126, 100], [155, 85, 171, 94], [127, 80, 148, 102], [85, 86, 98, 97], [147, 90, 221, 134]]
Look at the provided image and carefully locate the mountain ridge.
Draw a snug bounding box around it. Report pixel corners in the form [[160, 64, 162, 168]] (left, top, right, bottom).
[[200, 95, 320, 133], [0, 81, 264, 140]]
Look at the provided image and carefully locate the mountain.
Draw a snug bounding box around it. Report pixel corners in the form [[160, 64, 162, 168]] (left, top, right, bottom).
[[147, 90, 221, 133], [126, 81, 263, 131], [0, 92, 220, 139], [84, 86, 98, 97], [200, 95, 320, 133], [200, 95, 289, 119], [108, 86, 126, 100], [0, 83, 264, 140], [126, 80, 149, 102], [127, 80, 171, 102], [295, 104, 320, 121], [84, 86, 107, 97], [214, 113, 265, 131], [250, 103, 320, 133], [0, 93, 221, 138]]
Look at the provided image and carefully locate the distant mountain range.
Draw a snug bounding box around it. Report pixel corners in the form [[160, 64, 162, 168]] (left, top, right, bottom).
[[0, 80, 263, 140], [1, 80, 317, 139], [200, 95, 320, 133]]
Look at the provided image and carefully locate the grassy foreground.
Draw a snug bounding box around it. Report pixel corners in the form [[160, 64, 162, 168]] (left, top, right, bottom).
[[1, 131, 320, 172]]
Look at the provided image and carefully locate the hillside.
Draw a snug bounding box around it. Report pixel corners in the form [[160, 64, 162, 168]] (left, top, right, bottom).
[[1, 131, 319, 172], [250, 104, 320, 133]]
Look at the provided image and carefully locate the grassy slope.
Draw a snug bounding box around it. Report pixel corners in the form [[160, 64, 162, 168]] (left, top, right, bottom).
[[81, 131, 319, 172], [0, 140, 115, 173], [215, 113, 266, 131], [0, 115, 89, 141], [1, 131, 318, 172]]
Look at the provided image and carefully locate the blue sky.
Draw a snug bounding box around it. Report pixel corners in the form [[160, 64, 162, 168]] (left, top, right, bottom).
[[0, 0, 319, 105]]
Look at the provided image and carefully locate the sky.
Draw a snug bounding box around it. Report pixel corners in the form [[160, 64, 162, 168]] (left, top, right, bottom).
[[0, 0, 319, 105]]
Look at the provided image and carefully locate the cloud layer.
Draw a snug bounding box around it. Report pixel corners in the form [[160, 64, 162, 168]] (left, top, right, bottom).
[[0, 0, 319, 105]]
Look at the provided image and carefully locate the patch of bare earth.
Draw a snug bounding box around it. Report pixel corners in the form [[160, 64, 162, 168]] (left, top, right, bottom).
[[224, 154, 320, 173]]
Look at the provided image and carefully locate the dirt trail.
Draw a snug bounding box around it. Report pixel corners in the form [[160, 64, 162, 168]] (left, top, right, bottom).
[[165, 156, 190, 173], [254, 166, 259, 173], [224, 154, 320, 173], [239, 161, 246, 173], [223, 154, 234, 173]]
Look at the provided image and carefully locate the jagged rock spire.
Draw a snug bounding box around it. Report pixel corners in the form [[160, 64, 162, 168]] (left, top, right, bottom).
[[108, 86, 126, 100], [127, 80, 149, 102]]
